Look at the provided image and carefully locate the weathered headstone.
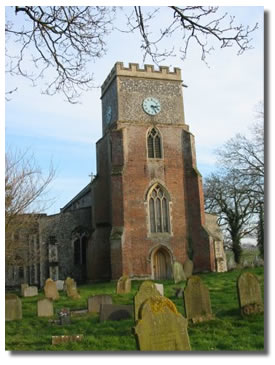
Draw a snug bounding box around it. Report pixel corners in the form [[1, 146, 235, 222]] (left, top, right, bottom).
[[134, 280, 161, 321], [155, 283, 164, 296], [55, 280, 64, 291], [23, 286, 38, 297], [65, 277, 81, 299], [52, 334, 83, 345], [5, 294, 22, 321], [173, 261, 186, 284], [88, 294, 113, 313], [237, 272, 263, 316], [44, 278, 59, 300], [37, 298, 54, 317], [116, 275, 131, 294], [99, 304, 133, 322], [184, 276, 214, 323], [134, 296, 191, 351], [183, 257, 193, 279], [21, 283, 29, 296]]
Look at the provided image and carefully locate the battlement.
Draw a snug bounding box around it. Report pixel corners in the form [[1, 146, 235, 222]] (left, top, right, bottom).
[[101, 62, 182, 96]]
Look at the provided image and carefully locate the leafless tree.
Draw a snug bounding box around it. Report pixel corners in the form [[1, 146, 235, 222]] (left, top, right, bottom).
[[204, 171, 258, 263], [204, 103, 264, 262], [5, 148, 55, 266], [216, 103, 264, 206], [5, 6, 258, 102]]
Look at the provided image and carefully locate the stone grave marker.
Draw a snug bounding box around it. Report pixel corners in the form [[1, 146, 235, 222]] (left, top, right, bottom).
[[5, 294, 22, 321], [55, 280, 64, 291], [116, 275, 131, 294], [184, 276, 214, 323], [99, 304, 133, 322], [65, 277, 81, 299], [88, 294, 113, 313], [134, 280, 161, 321], [173, 261, 186, 284], [183, 257, 193, 279], [44, 278, 59, 300], [155, 283, 164, 296], [52, 334, 83, 345], [37, 298, 54, 317], [21, 283, 29, 296], [237, 272, 263, 316], [134, 296, 191, 351], [23, 286, 38, 297]]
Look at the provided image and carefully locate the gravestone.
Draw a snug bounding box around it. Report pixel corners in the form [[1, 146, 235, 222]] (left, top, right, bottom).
[[44, 278, 59, 300], [37, 298, 54, 317], [55, 280, 64, 291], [21, 283, 29, 296], [65, 277, 81, 299], [184, 276, 214, 323], [155, 283, 164, 296], [116, 275, 131, 294], [5, 294, 22, 321], [23, 286, 38, 297], [183, 258, 193, 279], [52, 334, 83, 345], [134, 296, 191, 351], [134, 280, 161, 321], [173, 261, 186, 284], [88, 294, 113, 313], [99, 304, 133, 322], [237, 272, 263, 316]]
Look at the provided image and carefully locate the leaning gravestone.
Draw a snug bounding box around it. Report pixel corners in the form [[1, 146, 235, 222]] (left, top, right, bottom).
[[134, 280, 161, 321], [23, 286, 38, 297], [44, 278, 59, 300], [237, 272, 263, 316], [5, 294, 22, 321], [88, 294, 113, 313], [183, 257, 193, 279], [173, 261, 186, 284], [116, 275, 131, 294], [99, 304, 133, 322], [37, 298, 54, 317], [134, 296, 191, 351], [184, 276, 214, 323], [21, 283, 29, 296], [65, 277, 81, 299]]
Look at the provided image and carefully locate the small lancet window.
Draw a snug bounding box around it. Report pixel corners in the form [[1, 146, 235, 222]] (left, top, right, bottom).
[[148, 185, 170, 233], [147, 128, 162, 158]]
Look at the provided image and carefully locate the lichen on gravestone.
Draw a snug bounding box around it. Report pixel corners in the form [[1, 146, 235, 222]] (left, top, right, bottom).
[[134, 280, 161, 321], [134, 296, 191, 351], [237, 272, 263, 316], [183, 275, 214, 323]]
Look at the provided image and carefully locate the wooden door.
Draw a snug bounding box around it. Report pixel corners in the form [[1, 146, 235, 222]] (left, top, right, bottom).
[[154, 249, 168, 280]]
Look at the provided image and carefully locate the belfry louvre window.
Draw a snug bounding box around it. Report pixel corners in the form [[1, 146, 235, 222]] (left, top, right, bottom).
[[147, 128, 162, 158], [149, 185, 170, 233]]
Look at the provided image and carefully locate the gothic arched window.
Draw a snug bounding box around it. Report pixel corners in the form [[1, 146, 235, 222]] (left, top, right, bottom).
[[148, 184, 170, 233], [147, 128, 162, 158]]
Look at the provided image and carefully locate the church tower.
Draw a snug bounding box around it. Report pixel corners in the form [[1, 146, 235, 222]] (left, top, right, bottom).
[[87, 62, 216, 281]]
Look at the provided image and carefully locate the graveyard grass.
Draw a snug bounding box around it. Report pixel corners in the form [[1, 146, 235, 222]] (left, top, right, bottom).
[[5, 266, 264, 352]]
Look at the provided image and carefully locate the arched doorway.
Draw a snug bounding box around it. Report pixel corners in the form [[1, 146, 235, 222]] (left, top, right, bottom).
[[153, 247, 172, 280]]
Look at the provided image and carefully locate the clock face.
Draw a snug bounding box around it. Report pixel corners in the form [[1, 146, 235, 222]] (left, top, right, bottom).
[[105, 105, 112, 124], [142, 97, 161, 116]]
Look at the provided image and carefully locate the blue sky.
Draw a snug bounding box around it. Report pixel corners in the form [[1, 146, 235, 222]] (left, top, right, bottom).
[[5, 5, 264, 215]]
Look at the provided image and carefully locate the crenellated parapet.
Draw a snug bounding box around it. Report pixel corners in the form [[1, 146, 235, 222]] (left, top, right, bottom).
[[101, 62, 182, 96]]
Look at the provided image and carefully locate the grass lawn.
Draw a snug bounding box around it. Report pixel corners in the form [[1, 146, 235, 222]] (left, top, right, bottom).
[[5, 266, 264, 352]]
